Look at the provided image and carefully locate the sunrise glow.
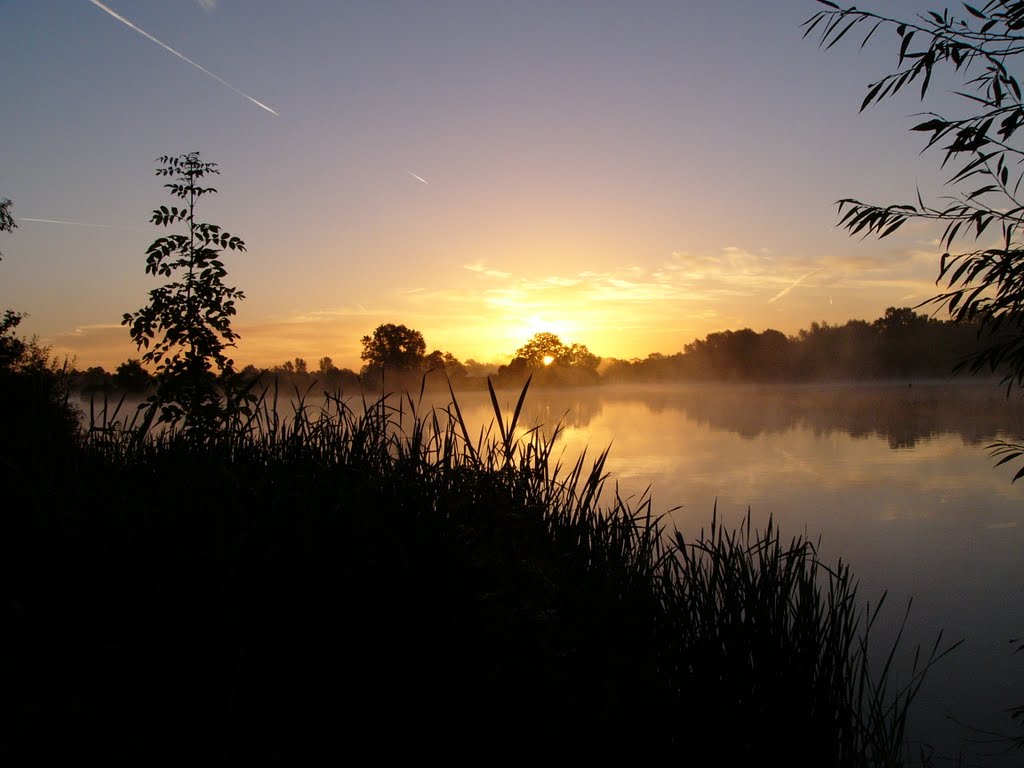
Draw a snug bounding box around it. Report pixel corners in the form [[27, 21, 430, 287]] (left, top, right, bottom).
[[1, 1, 953, 372]]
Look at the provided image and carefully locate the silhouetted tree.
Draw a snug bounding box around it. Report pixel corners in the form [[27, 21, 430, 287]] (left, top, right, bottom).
[[75, 366, 115, 393], [239, 364, 262, 382], [514, 332, 566, 368], [318, 356, 337, 375], [513, 333, 599, 370], [0, 310, 26, 371], [0, 198, 25, 369], [115, 359, 153, 392], [463, 358, 498, 379], [421, 349, 467, 380], [562, 343, 600, 370], [443, 351, 467, 379], [360, 324, 426, 371], [0, 197, 15, 259], [122, 152, 247, 431], [424, 350, 446, 372], [806, 1, 1024, 390]]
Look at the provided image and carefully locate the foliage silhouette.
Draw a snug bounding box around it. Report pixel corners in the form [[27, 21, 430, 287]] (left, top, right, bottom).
[[122, 152, 249, 432], [0, 197, 26, 369], [512, 331, 599, 371], [496, 332, 601, 387], [514, 331, 567, 367], [602, 308, 980, 383], [804, 1, 1024, 391], [360, 322, 426, 371], [114, 358, 153, 392], [0, 201, 79, 473], [0, 196, 15, 258]]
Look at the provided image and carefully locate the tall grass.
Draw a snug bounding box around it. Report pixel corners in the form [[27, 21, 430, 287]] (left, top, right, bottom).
[[2, 377, 956, 765]]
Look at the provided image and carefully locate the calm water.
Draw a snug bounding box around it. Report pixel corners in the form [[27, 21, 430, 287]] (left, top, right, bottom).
[[81, 380, 1024, 764], [440, 380, 1024, 766]]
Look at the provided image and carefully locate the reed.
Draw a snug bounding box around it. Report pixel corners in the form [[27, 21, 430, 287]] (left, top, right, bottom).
[[3, 377, 955, 765]]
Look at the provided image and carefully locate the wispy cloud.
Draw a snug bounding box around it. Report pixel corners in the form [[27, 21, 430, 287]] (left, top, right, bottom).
[[407, 171, 429, 185], [464, 262, 511, 279], [88, 0, 278, 116], [195, 0, 217, 12]]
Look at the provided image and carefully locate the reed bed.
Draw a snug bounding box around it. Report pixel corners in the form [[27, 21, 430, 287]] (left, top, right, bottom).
[[1, 377, 954, 765]]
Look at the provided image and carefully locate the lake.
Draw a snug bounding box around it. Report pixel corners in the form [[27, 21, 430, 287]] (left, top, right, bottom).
[[433, 379, 1024, 767], [79, 379, 1024, 764]]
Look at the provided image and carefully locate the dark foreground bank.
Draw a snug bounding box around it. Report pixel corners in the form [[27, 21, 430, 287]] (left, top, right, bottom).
[[0, 372, 952, 766]]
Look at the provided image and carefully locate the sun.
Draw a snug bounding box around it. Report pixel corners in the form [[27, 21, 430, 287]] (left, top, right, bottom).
[[542, 355, 555, 366]]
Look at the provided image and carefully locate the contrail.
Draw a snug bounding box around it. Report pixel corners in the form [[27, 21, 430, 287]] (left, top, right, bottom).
[[18, 217, 154, 231], [407, 171, 429, 185], [20, 217, 150, 231], [21, 217, 114, 229], [768, 268, 822, 304], [88, 0, 278, 116]]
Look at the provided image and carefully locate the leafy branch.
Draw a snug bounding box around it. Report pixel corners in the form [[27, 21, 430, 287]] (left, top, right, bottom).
[[805, 1, 1024, 391]]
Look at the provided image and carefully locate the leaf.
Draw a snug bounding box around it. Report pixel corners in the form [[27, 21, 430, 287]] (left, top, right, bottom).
[[861, 80, 885, 111], [899, 31, 915, 65], [967, 184, 997, 200], [911, 118, 947, 133], [993, 451, 1023, 468], [825, 17, 860, 51], [963, 3, 986, 20], [880, 217, 906, 238], [861, 20, 882, 49]]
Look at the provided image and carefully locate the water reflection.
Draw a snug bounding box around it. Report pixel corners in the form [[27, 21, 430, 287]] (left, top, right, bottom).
[[486, 380, 1024, 447], [79, 381, 1024, 764], [454, 382, 1024, 767]]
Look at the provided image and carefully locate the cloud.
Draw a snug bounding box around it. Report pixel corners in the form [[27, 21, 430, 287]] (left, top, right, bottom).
[[464, 262, 511, 279], [66, 322, 124, 336], [195, 0, 216, 11]]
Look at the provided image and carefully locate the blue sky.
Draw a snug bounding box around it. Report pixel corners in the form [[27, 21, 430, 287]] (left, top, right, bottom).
[[1, 0, 965, 369]]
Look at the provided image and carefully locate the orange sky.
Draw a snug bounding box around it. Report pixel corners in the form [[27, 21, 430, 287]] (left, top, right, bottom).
[[1, 1, 957, 371]]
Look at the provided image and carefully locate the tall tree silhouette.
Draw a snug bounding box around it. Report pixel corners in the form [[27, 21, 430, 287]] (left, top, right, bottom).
[[122, 153, 247, 431]]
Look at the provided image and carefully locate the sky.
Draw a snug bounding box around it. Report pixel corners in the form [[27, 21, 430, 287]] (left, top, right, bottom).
[[0, 0, 972, 370]]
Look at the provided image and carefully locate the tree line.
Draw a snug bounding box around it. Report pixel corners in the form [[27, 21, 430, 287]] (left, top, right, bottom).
[[64, 306, 997, 395], [0, 153, 1007, 409], [603, 307, 989, 384]]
